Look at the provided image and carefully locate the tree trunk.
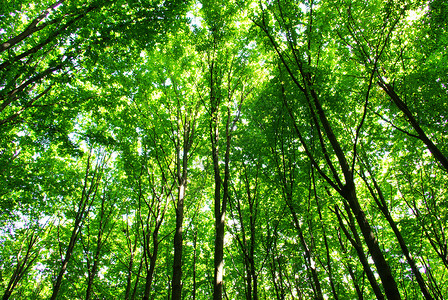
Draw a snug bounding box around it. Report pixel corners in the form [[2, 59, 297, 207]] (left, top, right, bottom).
[[360, 165, 434, 300], [85, 258, 98, 300], [172, 119, 194, 299], [334, 203, 384, 300], [342, 181, 401, 300], [132, 256, 144, 300], [171, 180, 185, 300], [192, 230, 197, 300], [378, 82, 448, 173], [125, 252, 134, 300], [51, 249, 73, 300], [214, 210, 225, 300], [257, 11, 401, 298], [143, 228, 160, 300], [50, 153, 101, 300]]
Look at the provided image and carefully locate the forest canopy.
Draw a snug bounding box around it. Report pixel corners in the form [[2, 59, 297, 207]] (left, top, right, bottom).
[[1, 0, 447, 299]]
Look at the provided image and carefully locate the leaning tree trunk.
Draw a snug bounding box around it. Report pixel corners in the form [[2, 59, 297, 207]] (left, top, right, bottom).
[[378, 81, 448, 173], [50, 152, 102, 300], [359, 161, 434, 300], [255, 7, 401, 299]]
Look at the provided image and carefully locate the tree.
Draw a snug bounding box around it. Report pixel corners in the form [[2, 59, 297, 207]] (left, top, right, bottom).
[[50, 148, 109, 300], [253, 1, 402, 298], [197, 2, 258, 298], [1, 0, 447, 299]]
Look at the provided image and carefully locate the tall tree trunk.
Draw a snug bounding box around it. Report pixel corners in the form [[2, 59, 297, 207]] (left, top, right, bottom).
[[232, 162, 260, 300], [143, 229, 159, 300], [132, 256, 144, 300], [50, 152, 102, 300], [51, 227, 81, 300], [334, 203, 384, 300], [171, 179, 185, 300], [211, 108, 233, 300], [125, 252, 134, 300], [85, 257, 98, 300], [342, 183, 400, 300], [359, 162, 434, 300], [256, 9, 401, 298], [209, 55, 224, 299], [207, 31, 245, 299], [192, 230, 197, 300], [125, 216, 139, 300], [172, 118, 195, 300], [249, 219, 258, 300], [214, 209, 225, 300]]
